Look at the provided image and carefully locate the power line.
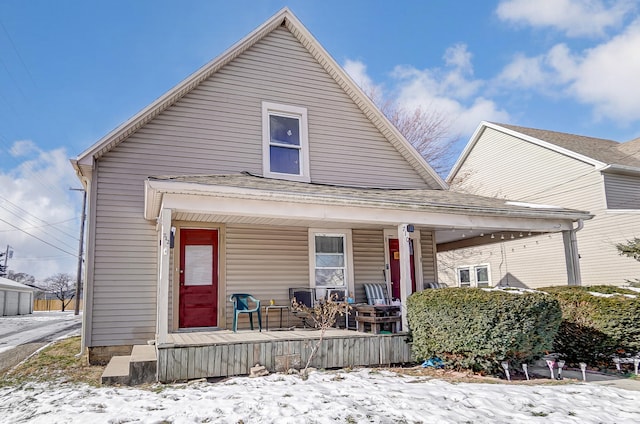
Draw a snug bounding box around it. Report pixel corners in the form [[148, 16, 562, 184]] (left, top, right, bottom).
[[0, 194, 78, 240], [0, 19, 37, 88], [0, 217, 76, 257], [0, 217, 77, 232]]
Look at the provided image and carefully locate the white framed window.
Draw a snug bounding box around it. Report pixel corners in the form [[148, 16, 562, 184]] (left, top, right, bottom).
[[262, 101, 310, 182], [308, 229, 354, 294], [457, 264, 491, 288], [457, 267, 471, 287]]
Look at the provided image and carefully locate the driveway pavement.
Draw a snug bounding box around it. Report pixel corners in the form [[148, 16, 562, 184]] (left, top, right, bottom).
[[0, 311, 82, 374]]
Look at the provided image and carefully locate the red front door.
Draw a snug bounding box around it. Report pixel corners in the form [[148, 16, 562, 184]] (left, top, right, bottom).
[[179, 229, 218, 328], [389, 238, 416, 300]]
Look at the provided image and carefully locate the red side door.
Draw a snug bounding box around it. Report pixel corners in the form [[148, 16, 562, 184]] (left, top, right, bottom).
[[179, 229, 218, 328], [389, 238, 416, 300]]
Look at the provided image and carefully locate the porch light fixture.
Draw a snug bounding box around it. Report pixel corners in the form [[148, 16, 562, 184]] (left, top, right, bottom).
[[480, 233, 484, 237], [500, 234, 505, 240], [490, 234, 495, 239], [528, 231, 532, 236], [510, 234, 515, 239], [519, 232, 523, 237], [406, 224, 415, 233]]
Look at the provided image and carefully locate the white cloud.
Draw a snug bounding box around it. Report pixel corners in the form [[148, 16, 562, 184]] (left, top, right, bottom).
[[0, 142, 81, 281], [389, 45, 509, 136], [344, 45, 510, 139], [562, 19, 640, 121], [496, 0, 635, 37], [495, 18, 640, 122], [343, 59, 383, 97]]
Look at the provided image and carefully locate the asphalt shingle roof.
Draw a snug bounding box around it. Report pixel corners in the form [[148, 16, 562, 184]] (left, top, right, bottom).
[[149, 173, 591, 220], [495, 123, 640, 168]]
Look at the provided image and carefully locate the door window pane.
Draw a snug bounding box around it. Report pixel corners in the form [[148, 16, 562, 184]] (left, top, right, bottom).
[[185, 245, 212, 286]]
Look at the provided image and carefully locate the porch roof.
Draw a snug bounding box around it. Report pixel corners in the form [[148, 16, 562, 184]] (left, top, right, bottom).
[[145, 173, 591, 238]]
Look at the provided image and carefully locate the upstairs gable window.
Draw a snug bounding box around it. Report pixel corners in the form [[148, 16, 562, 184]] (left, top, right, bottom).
[[262, 102, 310, 182]]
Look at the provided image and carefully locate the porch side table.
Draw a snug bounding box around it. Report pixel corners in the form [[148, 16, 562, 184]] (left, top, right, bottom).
[[355, 305, 401, 334], [265, 305, 290, 330]]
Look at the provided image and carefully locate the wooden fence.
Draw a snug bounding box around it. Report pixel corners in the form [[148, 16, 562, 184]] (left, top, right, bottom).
[[33, 299, 83, 312]]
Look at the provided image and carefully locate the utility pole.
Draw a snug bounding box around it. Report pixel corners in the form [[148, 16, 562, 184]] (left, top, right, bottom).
[[0, 245, 11, 277], [71, 188, 87, 316]]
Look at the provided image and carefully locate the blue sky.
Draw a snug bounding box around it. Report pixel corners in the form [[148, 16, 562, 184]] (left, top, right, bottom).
[[1, 0, 639, 280]]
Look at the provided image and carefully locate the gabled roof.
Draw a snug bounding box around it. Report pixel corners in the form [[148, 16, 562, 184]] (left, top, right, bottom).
[[72, 8, 446, 190], [0, 277, 36, 291], [448, 121, 640, 181]]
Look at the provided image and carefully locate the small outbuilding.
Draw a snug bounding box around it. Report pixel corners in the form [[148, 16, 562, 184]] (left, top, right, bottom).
[[0, 277, 35, 316]]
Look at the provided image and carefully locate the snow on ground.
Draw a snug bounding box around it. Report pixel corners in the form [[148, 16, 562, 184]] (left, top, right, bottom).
[[2, 313, 639, 423], [1, 369, 639, 423]]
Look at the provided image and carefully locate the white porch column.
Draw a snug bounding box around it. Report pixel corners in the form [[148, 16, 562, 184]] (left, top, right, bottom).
[[562, 228, 582, 286], [156, 208, 172, 345], [397, 224, 412, 329]]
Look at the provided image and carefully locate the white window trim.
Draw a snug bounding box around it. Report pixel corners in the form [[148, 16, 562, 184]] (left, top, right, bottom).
[[308, 229, 354, 297], [262, 101, 310, 182], [456, 263, 491, 288]]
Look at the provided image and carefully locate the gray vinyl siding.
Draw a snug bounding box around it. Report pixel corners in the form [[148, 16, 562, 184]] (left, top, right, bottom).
[[352, 229, 386, 303], [446, 126, 640, 287], [603, 173, 640, 209], [88, 26, 434, 346], [224, 225, 309, 328]]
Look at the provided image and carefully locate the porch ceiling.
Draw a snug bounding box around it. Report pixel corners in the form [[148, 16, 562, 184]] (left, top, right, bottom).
[[146, 173, 592, 242]]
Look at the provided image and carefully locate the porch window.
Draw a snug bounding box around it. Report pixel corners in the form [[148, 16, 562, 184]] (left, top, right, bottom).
[[457, 264, 491, 288], [262, 101, 309, 182], [309, 230, 353, 291]]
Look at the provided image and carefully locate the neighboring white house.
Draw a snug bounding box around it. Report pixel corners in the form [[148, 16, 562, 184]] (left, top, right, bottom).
[[441, 121, 640, 288], [0, 277, 34, 316]]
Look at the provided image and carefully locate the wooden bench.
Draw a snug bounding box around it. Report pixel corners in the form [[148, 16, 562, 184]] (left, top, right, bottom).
[[355, 305, 401, 334]]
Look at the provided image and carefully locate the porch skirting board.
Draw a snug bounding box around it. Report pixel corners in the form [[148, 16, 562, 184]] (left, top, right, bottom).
[[157, 329, 413, 382]]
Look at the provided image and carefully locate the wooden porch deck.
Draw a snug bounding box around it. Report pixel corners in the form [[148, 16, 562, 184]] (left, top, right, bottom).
[[157, 329, 413, 382]]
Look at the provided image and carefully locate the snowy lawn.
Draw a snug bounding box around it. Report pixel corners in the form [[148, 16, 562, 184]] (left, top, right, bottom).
[[2, 368, 640, 423], [2, 313, 639, 423]]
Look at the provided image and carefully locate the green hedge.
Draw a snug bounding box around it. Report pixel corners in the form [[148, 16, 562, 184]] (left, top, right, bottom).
[[540, 286, 640, 365], [406, 288, 561, 374]]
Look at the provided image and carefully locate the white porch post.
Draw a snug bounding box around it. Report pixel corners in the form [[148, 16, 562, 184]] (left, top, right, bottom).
[[397, 224, 412, 329], [156, 208, 172, 345], [562, 225, 582, 286]]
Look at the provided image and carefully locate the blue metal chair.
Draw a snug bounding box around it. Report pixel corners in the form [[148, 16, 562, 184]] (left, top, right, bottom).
[[229, 293, 262, 332]]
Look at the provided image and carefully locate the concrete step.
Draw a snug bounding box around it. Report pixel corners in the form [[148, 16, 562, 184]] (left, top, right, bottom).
[[101, 345, 158, 386], [101, 355, 131, 386], [129, 344, 157, 385]]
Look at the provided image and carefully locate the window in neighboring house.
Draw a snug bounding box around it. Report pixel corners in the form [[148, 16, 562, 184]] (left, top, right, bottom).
[[262, 102, 309, 182], [475, 265, 490, 287], [458, 267, 471, 287], [457, 264, 491, 287]]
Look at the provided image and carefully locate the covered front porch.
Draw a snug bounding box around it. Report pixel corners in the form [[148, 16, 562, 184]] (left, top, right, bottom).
[[157, 328, 411, 382], [139, 173, 591, 382]]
